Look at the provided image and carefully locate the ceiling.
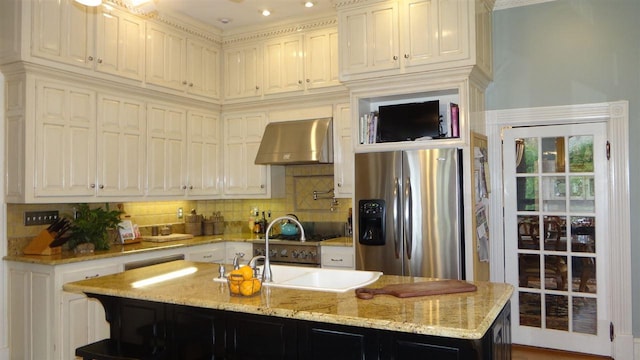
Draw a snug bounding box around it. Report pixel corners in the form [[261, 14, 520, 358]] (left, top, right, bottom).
[[155, 0, 337, 32]]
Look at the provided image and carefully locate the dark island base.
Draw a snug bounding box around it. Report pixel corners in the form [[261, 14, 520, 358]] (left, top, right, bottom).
[[87, 294, 511, 360]]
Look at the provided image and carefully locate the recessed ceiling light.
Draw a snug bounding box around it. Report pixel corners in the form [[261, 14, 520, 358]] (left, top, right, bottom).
[[261, 9, 271, 17], [304, 1, 315, 7], [218, 18, 232, 24]]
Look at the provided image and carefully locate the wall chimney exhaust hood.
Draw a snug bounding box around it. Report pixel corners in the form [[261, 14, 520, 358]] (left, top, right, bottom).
[[254, 118, 333, 165]]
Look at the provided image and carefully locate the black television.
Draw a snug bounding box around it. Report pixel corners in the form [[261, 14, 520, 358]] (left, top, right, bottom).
[[376, 100, 441, 142]]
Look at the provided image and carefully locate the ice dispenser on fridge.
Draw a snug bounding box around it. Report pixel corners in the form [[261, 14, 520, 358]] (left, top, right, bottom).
[[358, 200, 386, 245]]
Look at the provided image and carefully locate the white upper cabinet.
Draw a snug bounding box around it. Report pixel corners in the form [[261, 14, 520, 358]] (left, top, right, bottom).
[[337, 0, 492, 81], [34, 79, 97, 198], [339, 1, 399, 78], [95, 6, 145, 81], [145, 23, 186, 91], [222, 113, 284, 198], [224, 44, 263, 100], [333, 103, 354, 197], [186, 110, 222, 197], [146, 103, 187, 196], [186, 38, 221, 99], [31, 0, 95, 68], [96, 93, 146, 197], [304, 28, 341, 89], [263, 35, 304, 95]]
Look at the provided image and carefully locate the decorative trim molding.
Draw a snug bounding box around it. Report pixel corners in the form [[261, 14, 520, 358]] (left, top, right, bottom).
[[223, 17, 337, 45], [494, 0, 557, 11], [486, 101, 632, 359]]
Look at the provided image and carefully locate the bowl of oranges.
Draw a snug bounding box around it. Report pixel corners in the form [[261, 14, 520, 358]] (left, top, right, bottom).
[[227, 265, 262, 297]]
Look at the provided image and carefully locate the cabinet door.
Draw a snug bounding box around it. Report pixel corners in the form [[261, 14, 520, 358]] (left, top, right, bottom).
[[305, 28, 340, 89], [35, 80, 96, 197], [147, 103, 186, 196], [401, 0, 469, 68], [263, 35, 304, 94], [96, 93, 146, 197], [61, 263, 121, 360], [187, 110, 222, 196], [186, 38, 221, 99], [95, 7, 145, 80], [223, 113, 268, 196], [31, 0, 95, 68], [146, 23, 185, 90], [225, 242, 252, 265], [223, 45, 262, 99], [321, 245, 355, 269], [339, 2, 399, 77], [333, 104, 354, 197]]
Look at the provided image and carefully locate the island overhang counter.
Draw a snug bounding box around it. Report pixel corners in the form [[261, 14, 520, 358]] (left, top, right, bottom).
[[63, 260, 513, 359]]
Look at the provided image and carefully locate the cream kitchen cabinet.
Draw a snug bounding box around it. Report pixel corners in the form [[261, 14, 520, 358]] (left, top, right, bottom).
[[337, 0, 492, 81], [95, 6, 145, 81], [186, 110, 223, 197], [34, 79, 97, 198], [96, 93, 146, 197], [31, 0, 95, 69], [145, 23, 186, 91], [146, 103, 187, 196], [223, 43, 263, 100], [185, 243, 226, 263], [333, 103, 354, 197], [185, 37, 221, 99], [223, 112, 284, 198], [305, 27, 341, 90], [263, 35, 304, 95], [225, 242, 253, 266]]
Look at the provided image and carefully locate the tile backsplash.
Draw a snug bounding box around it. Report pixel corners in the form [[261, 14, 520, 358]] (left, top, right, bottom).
[[6, 165, 352, 241]]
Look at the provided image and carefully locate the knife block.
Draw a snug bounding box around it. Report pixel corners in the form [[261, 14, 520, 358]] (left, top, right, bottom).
[[23, 229, 62, 255]]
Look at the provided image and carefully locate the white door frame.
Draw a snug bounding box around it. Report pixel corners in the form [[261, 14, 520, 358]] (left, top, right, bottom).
[[486, 101, 632, 359]]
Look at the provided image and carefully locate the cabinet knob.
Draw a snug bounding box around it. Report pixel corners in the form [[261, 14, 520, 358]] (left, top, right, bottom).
[[183, 185, 187, 190], [189, 185, 193, 190], [306, 79, 310, 83], [97, 58, 103, 63], [260, 184, 265, 189], [404, 54, 410, 59], [255, 85, 260, 90], [298, 80, 303, 85], [189, 83, 193, 87], [393, 55, 398, 60], [90, 184, 96, 189], [99, 184, 104, 189], [182, 81, 188, 85], [337, 183, 342, 187]]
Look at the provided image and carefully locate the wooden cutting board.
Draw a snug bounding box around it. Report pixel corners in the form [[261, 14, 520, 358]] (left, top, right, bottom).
[[355, 280, 477, 300], [142, 234, 194, 243]]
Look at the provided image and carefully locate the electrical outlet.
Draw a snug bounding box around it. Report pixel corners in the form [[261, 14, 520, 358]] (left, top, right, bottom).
[[24, 210, 59, 226], [177, 207, 183, 219]]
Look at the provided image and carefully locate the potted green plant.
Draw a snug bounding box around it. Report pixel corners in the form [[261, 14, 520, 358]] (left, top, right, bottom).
[[67, 203, 122, 252]]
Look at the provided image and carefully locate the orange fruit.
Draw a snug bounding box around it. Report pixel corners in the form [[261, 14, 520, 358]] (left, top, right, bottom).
[[227, 273, 244, 295], [240, 278, 262, 296], [238, 265, 254, 280]]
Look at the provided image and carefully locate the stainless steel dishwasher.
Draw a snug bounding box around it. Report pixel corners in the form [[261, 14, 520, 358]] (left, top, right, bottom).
[[123, 253, 185, 270]]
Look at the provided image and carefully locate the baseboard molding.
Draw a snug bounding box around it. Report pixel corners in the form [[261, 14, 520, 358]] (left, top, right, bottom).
[[634, 337, 640, 360]]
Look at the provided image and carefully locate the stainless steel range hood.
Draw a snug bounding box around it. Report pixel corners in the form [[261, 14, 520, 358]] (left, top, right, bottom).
[[254, 118, 334, 165]]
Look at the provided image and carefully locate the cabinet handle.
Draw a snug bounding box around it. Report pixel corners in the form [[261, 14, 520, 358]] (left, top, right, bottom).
[[88, 56, 94, 61], [404, 54, 410, 59], [330, 258, 344, 262], [393, 55, 398, 60], [85, 274, 100, 279]]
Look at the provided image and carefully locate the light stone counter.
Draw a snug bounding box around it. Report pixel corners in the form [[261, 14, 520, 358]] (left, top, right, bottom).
[[63, 260, 512, 340]]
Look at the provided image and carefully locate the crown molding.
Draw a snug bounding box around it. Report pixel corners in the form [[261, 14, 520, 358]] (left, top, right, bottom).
[[493, 0, 557, 11], [223, 16, 338, 46]]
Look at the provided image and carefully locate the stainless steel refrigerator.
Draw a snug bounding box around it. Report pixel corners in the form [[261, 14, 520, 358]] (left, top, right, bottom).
[[354, 148, 464, 279]]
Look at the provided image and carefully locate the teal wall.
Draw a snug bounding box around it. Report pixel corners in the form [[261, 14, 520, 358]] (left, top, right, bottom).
[[486, 0, 640, 335]]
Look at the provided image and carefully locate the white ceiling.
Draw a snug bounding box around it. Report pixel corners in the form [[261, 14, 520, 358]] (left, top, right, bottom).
[[155, 0, 337, 31]]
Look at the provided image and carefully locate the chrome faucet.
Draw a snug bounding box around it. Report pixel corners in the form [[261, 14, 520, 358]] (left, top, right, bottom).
[[263, 215, 306, 283]]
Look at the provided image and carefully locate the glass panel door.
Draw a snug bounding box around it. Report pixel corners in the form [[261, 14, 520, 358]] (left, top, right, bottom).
[[504, 123, 609, 355]]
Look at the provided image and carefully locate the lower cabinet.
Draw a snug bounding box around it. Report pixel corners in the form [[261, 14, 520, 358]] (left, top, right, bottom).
[[91, 295, 511, 360]]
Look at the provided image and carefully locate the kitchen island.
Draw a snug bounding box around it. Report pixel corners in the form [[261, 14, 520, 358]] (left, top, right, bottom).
[[63, 260, 513, 359]]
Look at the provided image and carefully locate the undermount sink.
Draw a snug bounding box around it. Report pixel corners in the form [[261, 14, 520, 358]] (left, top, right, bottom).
[[215, 265, 382, 293]]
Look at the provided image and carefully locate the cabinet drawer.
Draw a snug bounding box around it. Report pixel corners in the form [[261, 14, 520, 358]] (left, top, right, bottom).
[[62, 264, 121, 284], [187, 247, 225, 263], [321, 248, 354, 269]]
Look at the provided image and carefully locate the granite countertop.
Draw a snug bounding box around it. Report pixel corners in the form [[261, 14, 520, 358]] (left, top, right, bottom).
[[4, 234, 354, 265], [63, 260, 513, 340]]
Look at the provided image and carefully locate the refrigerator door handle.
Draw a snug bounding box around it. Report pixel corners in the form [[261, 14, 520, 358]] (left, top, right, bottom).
[[393, 177, 401, 258], [404, 177, 413, 259]]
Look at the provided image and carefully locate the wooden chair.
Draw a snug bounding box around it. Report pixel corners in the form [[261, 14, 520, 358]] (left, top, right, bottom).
[[518, 221, 540, 250]]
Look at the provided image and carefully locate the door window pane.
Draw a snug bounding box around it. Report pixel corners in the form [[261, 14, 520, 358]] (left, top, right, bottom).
[[518, 215, 540, 250], [517, 177, 539, 211], [516, 138, 538, 173], [573, 297, 597, 335], [572, 256, 596, 294], [543, 216, 566, 251], [519, 254, 540, 289], [569, 135, 594, 172], [546, 294, 569, 331], [541, 137, 565, 173], [571, 216, 595, 253], [544, 255, 567, 291], [519, 292, 541, 328]]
